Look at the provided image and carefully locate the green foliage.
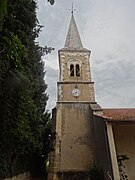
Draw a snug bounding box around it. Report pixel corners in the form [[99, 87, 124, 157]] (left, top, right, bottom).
[[0, 0, 53, 178], [1, 33, 27, 71], [87, 162, 104, 180], [117, 155, 129, 180], [0, 0, 7, 31]]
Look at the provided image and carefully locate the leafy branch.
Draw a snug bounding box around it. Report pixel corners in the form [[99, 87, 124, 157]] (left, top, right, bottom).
[[117, 155, 129, 180]]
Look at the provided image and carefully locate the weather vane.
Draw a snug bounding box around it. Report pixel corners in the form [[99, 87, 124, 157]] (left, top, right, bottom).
[[69, 2, 76, 14]]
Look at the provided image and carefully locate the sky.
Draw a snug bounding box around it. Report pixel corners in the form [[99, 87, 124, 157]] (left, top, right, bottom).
[[37, 0, 135, 111]]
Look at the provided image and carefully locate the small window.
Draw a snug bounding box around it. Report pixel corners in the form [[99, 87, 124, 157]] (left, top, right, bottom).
[[76, 64, 80, 77], [70, 64, 74, 76]]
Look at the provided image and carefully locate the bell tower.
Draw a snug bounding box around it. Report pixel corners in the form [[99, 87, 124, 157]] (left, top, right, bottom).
[[48, 13, 96, 180], [58, 14, 95, 103]]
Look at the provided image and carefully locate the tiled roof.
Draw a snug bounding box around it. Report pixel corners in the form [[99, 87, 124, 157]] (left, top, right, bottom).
[[102, 108, 135, 121]]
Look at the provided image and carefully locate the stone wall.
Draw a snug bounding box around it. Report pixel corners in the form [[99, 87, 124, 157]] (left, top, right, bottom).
[[48, 103, 96, 180], [58, 103, 95, 171]]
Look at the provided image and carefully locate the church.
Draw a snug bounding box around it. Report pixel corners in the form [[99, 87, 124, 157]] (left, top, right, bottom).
[[48, 12, 135, 180]]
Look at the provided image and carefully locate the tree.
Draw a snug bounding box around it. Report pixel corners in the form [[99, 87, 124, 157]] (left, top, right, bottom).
[[0, 0, 7, 30], [0, 0, 53, 178]]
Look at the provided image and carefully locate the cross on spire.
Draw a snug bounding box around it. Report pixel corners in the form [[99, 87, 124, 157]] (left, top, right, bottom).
[[69, 2, 76, 14]]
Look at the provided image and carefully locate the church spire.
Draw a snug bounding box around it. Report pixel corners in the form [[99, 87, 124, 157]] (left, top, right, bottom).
[[63, 13, 86, 51]]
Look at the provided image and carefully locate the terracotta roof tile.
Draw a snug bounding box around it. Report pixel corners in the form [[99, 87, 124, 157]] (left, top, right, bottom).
[[102, 108, 135, 121]]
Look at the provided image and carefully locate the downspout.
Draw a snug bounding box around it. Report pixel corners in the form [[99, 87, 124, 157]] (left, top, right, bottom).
[[106, 122, 120, 180]]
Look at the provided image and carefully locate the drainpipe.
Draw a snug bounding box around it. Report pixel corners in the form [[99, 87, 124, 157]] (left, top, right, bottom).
[[106, 122, 120, 180]]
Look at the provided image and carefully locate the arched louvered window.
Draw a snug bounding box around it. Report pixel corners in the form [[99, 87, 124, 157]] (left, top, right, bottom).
[[70, 64, 74, 76], [76, 64, 80, 77]]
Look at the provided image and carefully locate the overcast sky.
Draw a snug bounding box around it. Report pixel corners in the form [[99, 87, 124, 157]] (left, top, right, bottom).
[[37, 0, 135, 111]]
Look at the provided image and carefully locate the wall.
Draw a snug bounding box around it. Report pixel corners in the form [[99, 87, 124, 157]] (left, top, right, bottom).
[[48, 103, 96, 180], [113, 124, 135, 180], [58, 82, 95, 102], [92, 114, 113, 180], [57, 50, 95, 103], [60, 103, 95, 172], [4, 172, 31, 180]]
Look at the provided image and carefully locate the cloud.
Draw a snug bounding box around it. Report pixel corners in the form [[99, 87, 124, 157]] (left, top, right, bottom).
[[37, 0, 135, 110], [93, 54, 135, 108], [45, 65, 58, 110]]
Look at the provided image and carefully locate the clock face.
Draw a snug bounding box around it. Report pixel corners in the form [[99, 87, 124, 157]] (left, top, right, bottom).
[[72, 89, 81, 97]]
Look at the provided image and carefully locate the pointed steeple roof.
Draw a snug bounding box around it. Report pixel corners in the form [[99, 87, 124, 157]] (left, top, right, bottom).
[[61, 14, 89, 51]]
